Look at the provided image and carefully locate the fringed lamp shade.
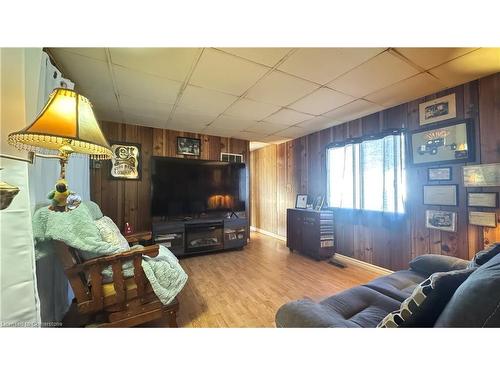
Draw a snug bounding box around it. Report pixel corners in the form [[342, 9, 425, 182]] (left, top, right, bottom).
[[8, 88, 112, 160]]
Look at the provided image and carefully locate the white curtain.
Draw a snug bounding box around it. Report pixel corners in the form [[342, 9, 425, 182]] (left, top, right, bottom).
[[30, 52, 91, 323]]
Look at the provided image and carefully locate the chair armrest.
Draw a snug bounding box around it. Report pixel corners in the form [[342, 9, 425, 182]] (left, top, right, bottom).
[[409, 254, 470, 276], [77, 244, 159, 270], [124, 231, 152, 244]]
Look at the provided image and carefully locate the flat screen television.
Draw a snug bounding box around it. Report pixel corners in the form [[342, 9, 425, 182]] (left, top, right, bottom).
[[151, 156, 247, 218]]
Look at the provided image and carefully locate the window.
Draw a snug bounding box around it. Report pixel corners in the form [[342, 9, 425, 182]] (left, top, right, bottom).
[[326, 132, 406, 214]]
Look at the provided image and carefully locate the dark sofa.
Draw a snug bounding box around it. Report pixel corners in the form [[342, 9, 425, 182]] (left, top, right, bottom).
[[276, 249, 500, 328]]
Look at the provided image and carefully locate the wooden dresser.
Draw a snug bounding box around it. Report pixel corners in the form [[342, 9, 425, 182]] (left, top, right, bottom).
[[286, 208, 335, 260]]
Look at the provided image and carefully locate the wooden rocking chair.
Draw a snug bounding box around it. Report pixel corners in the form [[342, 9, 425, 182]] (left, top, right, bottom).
[[56, 232, 179, 328]]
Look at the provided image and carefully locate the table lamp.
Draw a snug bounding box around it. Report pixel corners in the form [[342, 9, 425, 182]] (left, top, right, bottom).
[[7, 88, 112, 209]]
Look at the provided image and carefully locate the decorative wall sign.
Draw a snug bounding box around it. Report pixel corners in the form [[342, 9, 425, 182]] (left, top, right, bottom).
[[463, 163, 500, 187], [468, 211, 497, 228], [428, 167, 452, 181], [423, 184, 458, 206], [419, 93, 457, 126], [177, 137, 201, 156], [409, 119, 475, 166], [295, 194, 308, 209], [425, 210, 457, 232], [110, 142, 141, 180], [467, 192, 498, 208]]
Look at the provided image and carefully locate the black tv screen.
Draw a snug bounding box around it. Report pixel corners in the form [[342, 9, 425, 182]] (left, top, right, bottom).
[[151, 157, 246, 218]]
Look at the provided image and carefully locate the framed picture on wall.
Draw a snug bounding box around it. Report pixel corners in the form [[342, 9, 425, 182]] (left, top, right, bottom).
[[409, 119, 475, 166], [425, 210, 457, 232], [463, 163, 500, 187], [467, 192, 498, 208], [419, 93, 457, 126], [468, 211, 497, 228], [423, 184, 458, 206], [428, 167, 452, 181], [109, 142, 141, 180], [177, 137, 201, 156]]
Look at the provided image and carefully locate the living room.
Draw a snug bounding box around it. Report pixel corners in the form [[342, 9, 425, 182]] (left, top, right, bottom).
[[1, 1, 500, 374]]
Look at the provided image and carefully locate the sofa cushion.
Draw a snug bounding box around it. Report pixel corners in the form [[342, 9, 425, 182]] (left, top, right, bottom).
[[469, 242, 500, 268], [275, 286, 401, 328], [378, 268, 474, 328], [365, 270, 427, 302], [409, 254, 470, 276], [435, 253, 500, 327]]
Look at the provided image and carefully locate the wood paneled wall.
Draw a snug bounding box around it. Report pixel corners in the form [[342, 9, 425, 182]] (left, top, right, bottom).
[[250, 73, 500, 270], [91, 122, 249, 232]]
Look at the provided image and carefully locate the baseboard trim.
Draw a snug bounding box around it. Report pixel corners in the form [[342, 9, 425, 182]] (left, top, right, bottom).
[[334, 254, 393, 275], [250, 226, 287, 242], [251, 226, 393, 275]]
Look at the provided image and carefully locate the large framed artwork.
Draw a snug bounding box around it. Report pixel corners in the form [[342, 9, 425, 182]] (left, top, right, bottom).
[[110, 142, 141, 180], [409, 119, 475, 166], [419, 93, 457, 126]]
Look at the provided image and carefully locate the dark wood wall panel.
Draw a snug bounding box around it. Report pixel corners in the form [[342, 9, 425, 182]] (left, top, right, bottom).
[[250, 73, 500, 271], [91, 122, 249, 232]]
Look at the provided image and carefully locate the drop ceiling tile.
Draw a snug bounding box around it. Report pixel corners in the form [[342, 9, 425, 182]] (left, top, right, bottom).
[[295, 116, 340, 131], [94, 107, 122, 123], [57, 48, 107, 61], [202, 126, 238, 138], [166, 123, 208, 134], [260, 134, 292, 144], [119, 94, 173, 120], [83, 88, 119, 112], [323, 99, 384, 123], [273, 126, 311, 138], [224, 98, 281, 120], [245, 70, 319, 106], [249, 141, 270, 151], [178, 85, 238, 115], [395, 48, 478, 70], [123, 112, 169, 129], [209, 115, 259, 131], [169, 106, 219, 127], [278, 48, 385, 84], [233, 131, 262, 141], [289, 87, 356, 115], [113, 66, 182, 105], [109, 48, 201, 81], [189, 49, 269, 95], [429, 48, 500, 86], [365, 73, 446, 107], [245, 121, 289, 135], [264, 108, 314, 125], [218, 48, 292, 67], [327, 51, 420, 97], [49, 49, 114, 93]]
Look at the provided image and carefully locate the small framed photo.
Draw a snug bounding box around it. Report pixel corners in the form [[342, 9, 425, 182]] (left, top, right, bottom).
[[426, 210, 457, 232], [423, 184, 458, 206], [467, 192, 498, 208], [313, 195, 324, 211], [419, 93, 456, 126], [110, 142, 141, 180], [177, 137, 201, 156], [463, 163, 500, 187], [408, 119, 475, 166], [468, 211, 497, 228], [428, 167, 452, 181], [295, 194, 308, 209]]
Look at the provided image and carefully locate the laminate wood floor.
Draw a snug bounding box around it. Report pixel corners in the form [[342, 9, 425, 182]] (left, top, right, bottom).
[[171, 232, 386, 328]]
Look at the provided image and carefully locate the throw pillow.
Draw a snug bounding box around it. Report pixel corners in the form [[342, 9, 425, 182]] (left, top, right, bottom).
[[409, 254, 470, 276], [377, 268, 474, 328], [469, 242, 500, 268], [95, 216, 130, 251]]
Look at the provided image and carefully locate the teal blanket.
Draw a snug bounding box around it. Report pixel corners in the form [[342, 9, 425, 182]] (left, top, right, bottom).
[[32, 205, 188, 305]]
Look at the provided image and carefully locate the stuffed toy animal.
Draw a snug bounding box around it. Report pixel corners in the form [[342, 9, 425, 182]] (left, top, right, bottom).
[[47, 179, 73, 212]]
